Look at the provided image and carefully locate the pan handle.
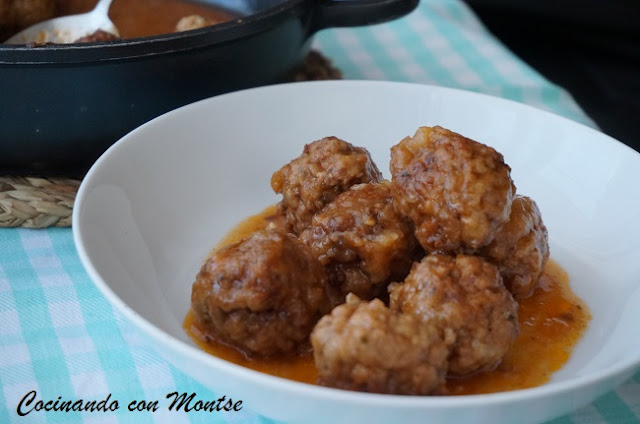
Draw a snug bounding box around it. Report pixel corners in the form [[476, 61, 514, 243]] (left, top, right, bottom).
[[309, 0, 419, 33]]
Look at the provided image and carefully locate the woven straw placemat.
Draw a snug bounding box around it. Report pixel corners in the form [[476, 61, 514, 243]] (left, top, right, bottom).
[[0, 50, 342, 229], [0, 177, 78, 228]]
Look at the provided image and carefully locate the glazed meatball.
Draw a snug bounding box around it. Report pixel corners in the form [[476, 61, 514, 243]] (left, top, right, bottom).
[[390, 254, 519, 376], [311, 295, 451, 395], [478, 195, 550, 299], [0, 0, 57, 41], [390, 126, 515, 253], [271, 137, 383, 235], [300, 181, 420, 304], [191, 229, 331, 357]]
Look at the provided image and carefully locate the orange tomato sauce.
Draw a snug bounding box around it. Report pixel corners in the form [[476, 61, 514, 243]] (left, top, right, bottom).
[[185, 205, 591, 394], [59, 0, 235, 39]]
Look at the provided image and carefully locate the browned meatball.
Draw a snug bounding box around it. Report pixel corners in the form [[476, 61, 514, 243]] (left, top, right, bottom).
[[0, 0, 57, 41], [390, 254, 519, 377], [390, 126, 516, 253], [191, 229, 331, 357], [478, 195, 550, 299], [300, 181, 421, 304], [73, 29, 120, 43], [311, 295, 451, 395], [271, 137, 382, 235]]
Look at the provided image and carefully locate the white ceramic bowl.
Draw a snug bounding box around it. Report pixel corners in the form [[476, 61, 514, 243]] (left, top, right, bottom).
[[73, 81, 640, 424]]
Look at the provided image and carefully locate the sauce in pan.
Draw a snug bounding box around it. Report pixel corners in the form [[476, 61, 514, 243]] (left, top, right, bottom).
[[59, 0, 235, 39], [185, 205, 590, 395]]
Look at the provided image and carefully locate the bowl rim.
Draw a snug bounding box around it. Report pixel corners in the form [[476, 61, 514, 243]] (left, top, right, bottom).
[[0, 0, 306, 65], [73, 79, 640, 410]]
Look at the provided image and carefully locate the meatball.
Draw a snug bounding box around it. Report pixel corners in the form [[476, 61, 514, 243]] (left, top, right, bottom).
[[191, 229, 331, 357], [271, 137, 382, 235], [390, 254, 519, 376], [0, 0, 57, 41], [390, 126, 515, 253], [311, 295, 451, 395], [478, 195, 550, 299], [300, 181, 420, 304], [175, 15, 215, 32], [74, 29, 120, 43]]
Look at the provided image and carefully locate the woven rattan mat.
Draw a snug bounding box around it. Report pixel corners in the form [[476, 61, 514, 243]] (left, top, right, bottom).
[[0, 50, 342, 229]]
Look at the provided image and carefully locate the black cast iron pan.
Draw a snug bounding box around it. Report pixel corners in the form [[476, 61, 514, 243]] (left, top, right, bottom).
[[0, 0, 419, 176]]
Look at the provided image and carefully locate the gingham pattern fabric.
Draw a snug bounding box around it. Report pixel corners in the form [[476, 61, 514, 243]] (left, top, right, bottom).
[[2, 1, 638, 423]]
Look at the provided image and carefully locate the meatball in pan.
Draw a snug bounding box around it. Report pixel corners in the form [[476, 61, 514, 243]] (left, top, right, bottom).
[[390, 126, 515, 253], [390, 254, 519, 377], [271, 136, 382, 235], [300, 181, 421, 304], [479, 195, 550, 299], [191, 229, 331, 357], [311, 294, 451, 395]]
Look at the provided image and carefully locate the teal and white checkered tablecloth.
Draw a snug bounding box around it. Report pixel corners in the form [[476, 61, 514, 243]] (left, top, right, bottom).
[[2, 1, 638, 423]]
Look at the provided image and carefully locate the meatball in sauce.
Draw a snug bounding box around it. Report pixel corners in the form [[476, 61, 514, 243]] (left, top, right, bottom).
[[390, 126, 515, 253], [478, 195, 550, 299], [271, 136, 382, 235], [390, 254, 519, 377], [300, 181, 421, 305], [311, 294, 451, 395], [191, 229, 331, 357]]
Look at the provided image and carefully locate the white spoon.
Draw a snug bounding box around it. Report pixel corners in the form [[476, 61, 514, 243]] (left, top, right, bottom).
[[4, 0, 118, 45]]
